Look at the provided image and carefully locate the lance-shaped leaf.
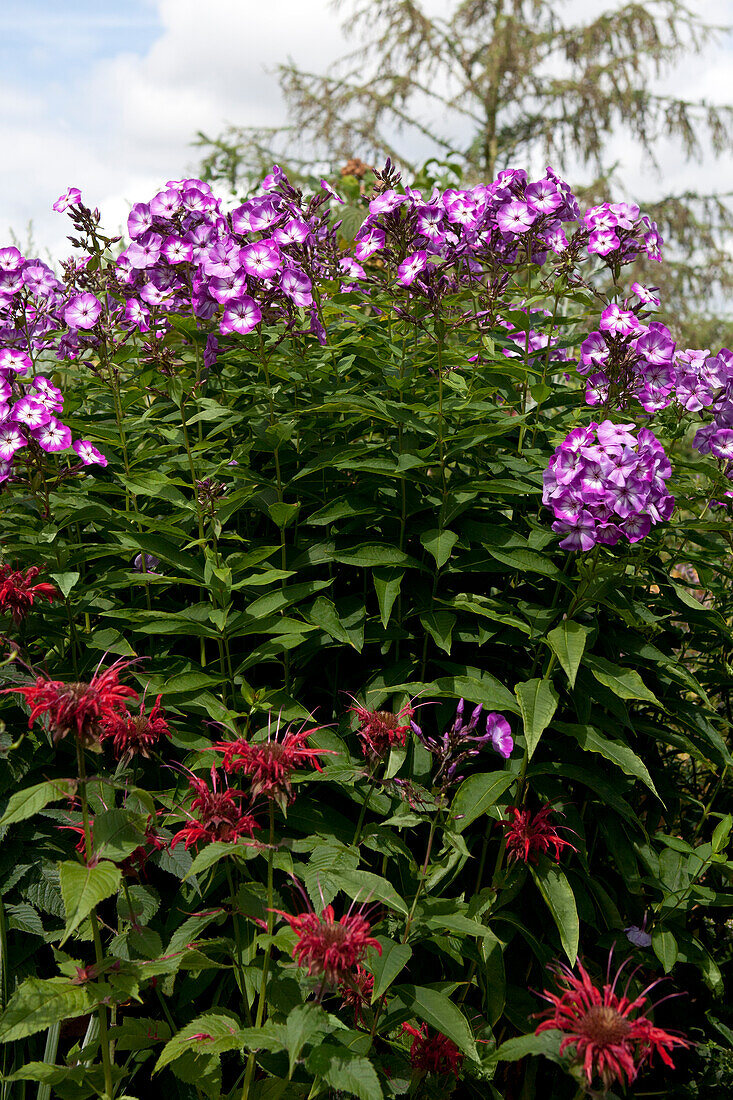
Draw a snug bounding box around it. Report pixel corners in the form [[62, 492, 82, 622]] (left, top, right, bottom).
[[515, 678, 558, 759], [530, 858, 579, 964], [59, 860, 121, 943], [546, 621, 591, 688]]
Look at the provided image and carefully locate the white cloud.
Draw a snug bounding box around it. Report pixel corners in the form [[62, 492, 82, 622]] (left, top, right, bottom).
[[0, 0, 730, 258]]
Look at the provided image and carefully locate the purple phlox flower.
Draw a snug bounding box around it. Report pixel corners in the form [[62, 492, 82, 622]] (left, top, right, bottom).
[[52, 187, 82, 213], [262, 165, 286, 191], [32, 417, 72, 452], [543, 222, 569, 252], [631, 282, 660, 307], [11, 396, 51, 430], [368, 189, 404, 216], [635, 323, 675, 366], [445, 193, 479, 227], [124, 299, 151, 332], [587, 228, 621, 256], [0, 423, 27, 459], [397, 250, 428, 287], [22, 261, 60, 297], [625, 916, 652, 948], [64, 292, 103, 330], [220, 296, 262, 336], [239, 240, 281, 281], [643, 219, 663, 261], [207, 274, 247, 305], [161, 235, 193, 264], [0, 349, 31, 374], [181, 186, 216, 214], [203, 239, 242, 279], [497, 200, 536, 234], [0, 269, 25, 296], [554, 509, 597, 552], [579, 331, 609, 373], [525, 179, 562, 214], [134, 553, 160, 573], [354, 226, 385, 261], [280, 267, 312, 308], [246, 198, 284, 232], [599, 304, 642, 337], [485, 712, 513, 758], [320, 179, 345, 204], [184, 224, 216, 264], [339, 257, 366, 280], [0, 379, 11, 404], [73, 440, 107, 466], [125, 232, 163, 270], [273, 218, 310, 246], [139, 281, 173, 308], [128, 203, 153, 239], [149, 188, 182, 218], [710, 429, 733, 460], [0, 459, 13, 483], [416, 204, 445, 242], [0, 247, 24, 272]]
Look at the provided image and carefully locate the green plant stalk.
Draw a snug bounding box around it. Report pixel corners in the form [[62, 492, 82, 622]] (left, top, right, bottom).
[[36, 1021, 61, 1100], [225, 862, 252, 1023], [351, 774, 380, 848], [241, 803, 275, 1099], [75, 740, 114, 1100], [402, 806, 441, 943], [0, 895, 9, 1100]]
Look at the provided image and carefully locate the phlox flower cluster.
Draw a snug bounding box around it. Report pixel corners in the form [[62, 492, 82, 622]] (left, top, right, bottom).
[[543, 420, 674, 550], [413, 698, 512, 787]]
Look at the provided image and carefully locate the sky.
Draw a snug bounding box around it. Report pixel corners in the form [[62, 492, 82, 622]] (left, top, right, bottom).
[[2, 0, 731, 259]]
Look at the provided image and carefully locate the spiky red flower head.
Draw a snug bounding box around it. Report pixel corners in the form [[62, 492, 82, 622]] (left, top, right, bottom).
[[339, 964, 375, 1024], [402, 1023, 464, 1077], [502, 803, 577, 865], [535, 956, 690, 1091], [214, 717, 333, 806], [122, 816, 165, 879], [170, 768, 259, 850], [348, 695, 414, 760], [0, 564, 57, 624], [4, 657, 138, 747], [275, 903, 381, 986], [101, 694, 170, 760]]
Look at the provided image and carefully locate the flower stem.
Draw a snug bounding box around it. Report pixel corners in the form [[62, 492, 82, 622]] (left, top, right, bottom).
[[402, 805, 441, 943], [241, 804, 275, 1099], [75, 740, 114, 1100]]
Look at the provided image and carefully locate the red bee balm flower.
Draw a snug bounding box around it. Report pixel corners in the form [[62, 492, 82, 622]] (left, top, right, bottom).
[[5, 658, 138, 746], [339, 964, 375, 1024], [101, 694, 170, 759], [170, 769, 259, 850], [502, 803, 577, 865], [275, 903, 381, 986], [0, 564, 57, 624], [402, 1023, 464, 1077], [535, 957, 690, 1091], [214, 719, 333, 806], [348, 697, 413, 760]]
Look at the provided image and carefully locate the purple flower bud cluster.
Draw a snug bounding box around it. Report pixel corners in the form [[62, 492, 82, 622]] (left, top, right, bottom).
[[411, 698, 512, 788], [543, 420, 674, 550]]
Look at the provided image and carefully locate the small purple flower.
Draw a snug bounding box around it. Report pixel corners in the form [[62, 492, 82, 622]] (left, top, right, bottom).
[[0, 247, 24, 272], [220, 296, 262, 335], [320, 179, 345, 204], [0, 349, 31, 374], [124, 299, 150, 332], [486, 713, 513, 758], [239, 241, 281, 281], [588, 228, 620, 256], [280, 268, 313, 308], [354, 227, 385, 261], [149, 188, 182, 218], [128, 202, 153, 239], [125, 233, 163, 270], [161, 235, 193, 264], [204, 335, 219, 370], [525, 179, 562, 214], [11, 396, 51, 430], [134, 553, 160, 573], [497, 200, 536, 234], [64, 293, 103, 330], [33, 417, 72, 452], [73, 440, 108, 466], [52, 187, 82, 213], [273, 218, 310, 246], [0, 424, 27, 460], [397, 250, 428, 287]]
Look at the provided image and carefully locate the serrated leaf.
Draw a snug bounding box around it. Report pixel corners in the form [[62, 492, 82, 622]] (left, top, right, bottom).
[[306, 1045, 383, 1100], [529, 859, 579, 964], [451, 772, 515, 833], [393, 985, 478, 1060], [284, 1004, 328, 1078], [59, 860, 121, 943], [0, 977, 98, 1042], [515, 678, 558, 759], [546, 621, 590, 688], [0, 779, 77, 827], [184, 838, 259, 880], [93, 809, 146, 863], [154, 1009, 244, 1072], [585, 656, 662, 707], [420, 529, 458, 569], [367, 937, 412, 1001]]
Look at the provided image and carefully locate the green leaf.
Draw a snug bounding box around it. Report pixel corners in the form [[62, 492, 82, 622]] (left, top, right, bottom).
[[154, 1009, 244, 1072], [486, 546, 560, 577], [585, 656, 662, 707], [529, 860, 579, 964], [184, 839, 259, 880], [420, 529, 458, 569], [372, 568, 403, 628], [334, 870, 408, 915], [59, 860, 122, 943], [392, 985, 478, 1060], [652, 929, 678, 972], [92, 809, 146, 863], [515, 678, 558, 759], [308, 596, 355, 647], [0, 977, 98, 1042], [367, 937, 412, 1001], [451, 772, 516, 833], [556, 723, 660, 799], [284, 1004, 328, 1078], [49, 571, 80, 599], [492, 1029, 563, 1064], [420, 611, 455, 654], [306, 1045, 383, 1100], [0, 779, 77, 827], [546, 621, 590, 688]]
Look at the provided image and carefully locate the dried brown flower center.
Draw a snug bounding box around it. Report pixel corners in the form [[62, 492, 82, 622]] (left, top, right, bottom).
[[319, 921, 348, 946], [579, 1004, 632, 1045]]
